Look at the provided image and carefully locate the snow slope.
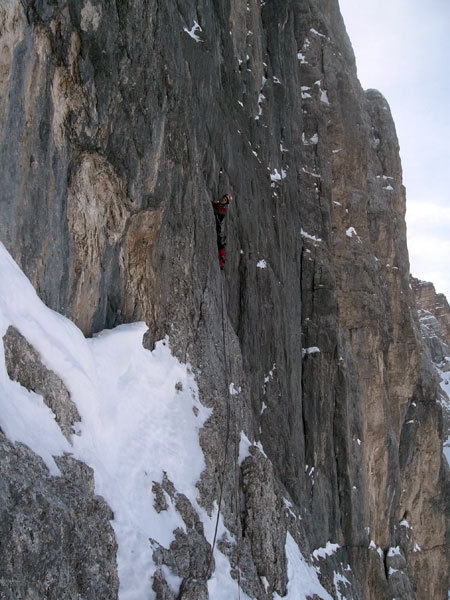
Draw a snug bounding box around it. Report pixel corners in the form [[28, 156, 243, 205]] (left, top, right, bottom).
[[0, 242, 334, 600]]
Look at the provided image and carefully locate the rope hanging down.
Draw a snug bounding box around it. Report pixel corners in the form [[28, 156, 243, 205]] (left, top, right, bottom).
[[202, 274, 241, 599], [222, 276, 242, 599], [178, 274, 236, 600]]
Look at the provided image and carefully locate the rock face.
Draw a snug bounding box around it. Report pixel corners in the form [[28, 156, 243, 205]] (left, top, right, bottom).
[[0, 326, 119, 599], [0, 433, 118, 600], [411, 276, 450, 451], [411, 277, 450, 364], [0, 0, 449, 599], [3, 325, 81, 439]]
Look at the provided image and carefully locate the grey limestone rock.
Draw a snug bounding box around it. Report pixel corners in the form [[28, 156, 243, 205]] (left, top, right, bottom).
[[0, 0, 449, 597], [3, 325, 81, 440], [150, 474, 212, 599], [0, 432, 118, 599]]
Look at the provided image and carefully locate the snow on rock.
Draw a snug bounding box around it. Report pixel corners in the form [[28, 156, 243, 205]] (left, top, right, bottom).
[[320, 89, 330, 104], [301, 86, 312, 99], [273, 533, 334, 600], [310, 27, 327, 39], [369, 540, 384, 559], [0, 242, 224, 599], [183, 20, 203, 42], [257, 259, 268, 269], [0, 244, 87, 475], [270, 168, 287, 183], [302, 132, 319, 145], [333, 570, 352, 600], [255, 92, 266, 120], [263, 363, 276, 394], [387, 546, 401, 558], [229, 381, 242, 395], [312, 541, 341, 561], [239, 431, 267, 464], [301, 229, 322, 243], [302, 167, 321, 179], [400, 519, 412, 529], [302, 346, 321, 357], [437, 361, 450, 466]]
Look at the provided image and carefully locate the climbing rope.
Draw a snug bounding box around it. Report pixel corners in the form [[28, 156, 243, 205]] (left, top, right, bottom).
[[202, 273, 241, 599], [221, 275, 242, 600], [203, 274, 231, 582]]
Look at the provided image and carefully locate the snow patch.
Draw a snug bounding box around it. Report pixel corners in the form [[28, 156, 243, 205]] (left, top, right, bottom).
[[270, 168, 287, 182], [183, 21, 203, 42], [333, 570, 351, 600], [400, 519, 412, 529], [302, 346, 321, 357], [273, 533, 333, 600], [283, 497, 299, 521], [263, 363, 276, 394], [239, 431, 267, 464], [301, 86, 312, 99], [302, 132, 319, 145], [310, 28, 327, 39], [229, 382, 241, 396], [302, 167, 321, 179], [257, 259, 267, 269], [320, 89, 330, 104], [312, 541, 340, 560], [255, 92, 266, 120], [301, 229, 322, 243]]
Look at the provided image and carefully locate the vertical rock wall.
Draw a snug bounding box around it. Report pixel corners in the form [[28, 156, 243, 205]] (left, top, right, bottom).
[[1, 0, 449, 598]]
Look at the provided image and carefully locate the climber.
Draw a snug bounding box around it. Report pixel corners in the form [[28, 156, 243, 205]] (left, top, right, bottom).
[[211, 193, 232, 269]]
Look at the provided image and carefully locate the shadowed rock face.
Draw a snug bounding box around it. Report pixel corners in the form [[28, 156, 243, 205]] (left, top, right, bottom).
[[0, 0, 449, 598]]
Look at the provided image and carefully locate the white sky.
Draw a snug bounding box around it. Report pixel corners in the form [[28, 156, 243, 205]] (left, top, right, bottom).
[[338, 0, 450, 300]]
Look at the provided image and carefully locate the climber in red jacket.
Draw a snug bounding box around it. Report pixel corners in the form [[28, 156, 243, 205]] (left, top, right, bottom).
[[211, 193, 232, 269]]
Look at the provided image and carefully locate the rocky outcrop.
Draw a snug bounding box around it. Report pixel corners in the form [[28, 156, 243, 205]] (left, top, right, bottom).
[[411, 277, 450, 365], [0, 432, 118, 599], [3, 325, 80, 439], [151, 473, 212, 600], [1, 0, 449, 598], [411, 276, 450, 459], [0, 326, 118, 599]]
